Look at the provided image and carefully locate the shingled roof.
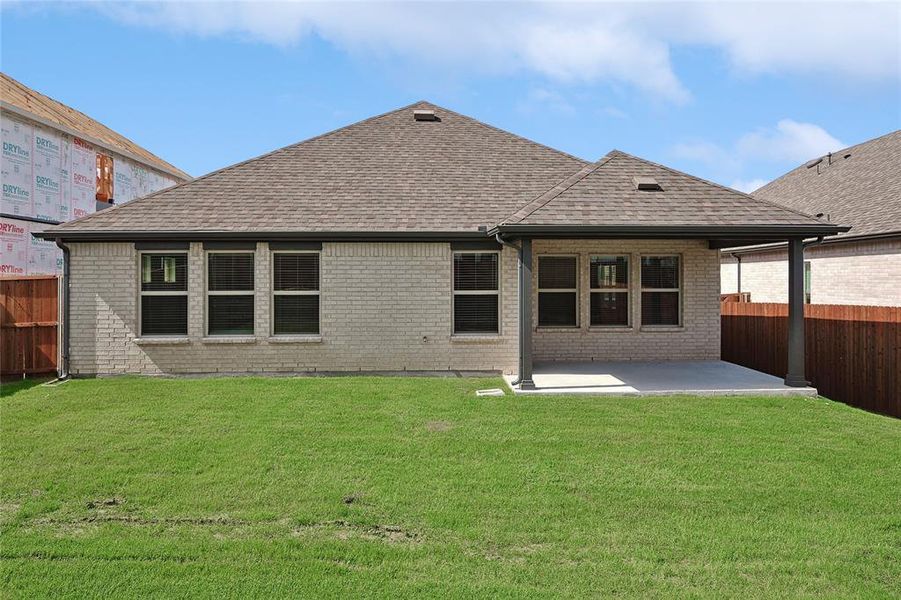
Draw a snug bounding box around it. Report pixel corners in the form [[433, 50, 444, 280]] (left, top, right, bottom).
[[502, 150, 830, 228], [40, 101, 847, 242], [2, 73, 190, 181], [752, 130, 901, 239], [45, 101, 585, 237]]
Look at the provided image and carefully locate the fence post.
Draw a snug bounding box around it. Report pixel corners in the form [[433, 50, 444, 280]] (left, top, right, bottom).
[[785, 238, 807, 387]]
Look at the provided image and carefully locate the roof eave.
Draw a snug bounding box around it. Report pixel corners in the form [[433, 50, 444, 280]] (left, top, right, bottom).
[[33, 229, 494, 243], [488, 223, 851, 240]]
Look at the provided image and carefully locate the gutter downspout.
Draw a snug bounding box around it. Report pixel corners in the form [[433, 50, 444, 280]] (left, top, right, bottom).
[[730, 252, 742, 295], [55, 238, 70, 379]]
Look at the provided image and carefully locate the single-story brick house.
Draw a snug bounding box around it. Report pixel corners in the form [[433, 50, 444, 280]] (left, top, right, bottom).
[[37, 102, 847, 388]]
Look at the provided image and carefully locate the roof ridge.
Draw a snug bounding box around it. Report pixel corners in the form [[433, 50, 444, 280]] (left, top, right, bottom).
[[1, 72, 190, 180], [503, 153, 616, 224], [53, 99, 432, 231], [610, 149, 830, 225]]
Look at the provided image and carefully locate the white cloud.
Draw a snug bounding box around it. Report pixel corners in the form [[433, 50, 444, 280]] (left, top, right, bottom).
[[729, 178, 768, 194], [737, 119, 845, 163], [673, 119, 845, 190], [518, 88, 576, 115], [674, 119, 844, 168], [70, 1, 898, 103]]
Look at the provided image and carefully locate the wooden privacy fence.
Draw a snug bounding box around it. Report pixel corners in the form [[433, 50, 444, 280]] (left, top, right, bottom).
[[0, 276, 59, 379], [721, 302, 901, 418]]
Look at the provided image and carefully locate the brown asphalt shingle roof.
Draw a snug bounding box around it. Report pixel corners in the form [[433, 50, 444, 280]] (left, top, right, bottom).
[[752, 130, 901, 239], [505, 150, 830, 227], [45, 101, 840, 238], [50, 101, 586, 235], [2, 73, 190, 181]]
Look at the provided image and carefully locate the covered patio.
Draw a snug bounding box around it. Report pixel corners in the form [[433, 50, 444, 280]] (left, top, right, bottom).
[[504, 360, 817, 395]]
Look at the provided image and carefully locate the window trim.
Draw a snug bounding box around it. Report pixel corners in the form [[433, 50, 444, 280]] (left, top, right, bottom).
[[138, 251, 188, 338], [537, 254, 579, 329], [205, 249, 256, 337], [639, 254, 682, 328], [589, 254, 630, 328], [451, 249, 501, 336], [270, 249, 321, 337]]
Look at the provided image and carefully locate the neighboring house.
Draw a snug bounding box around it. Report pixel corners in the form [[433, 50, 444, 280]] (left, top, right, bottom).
[[36, 102, 846, 387], [1, 72, 190, 276], [721, 130, 900, 306]]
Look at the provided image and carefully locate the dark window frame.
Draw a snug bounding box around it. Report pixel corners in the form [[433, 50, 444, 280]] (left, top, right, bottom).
[[589, 254, 630, 327], [537, 254, 579, 328], [138, 251, 188, 337], [271, 250, 321, 336], [640, 254, 682, 327], [206, 250, 255, 336], [452, 250, 500, 335]]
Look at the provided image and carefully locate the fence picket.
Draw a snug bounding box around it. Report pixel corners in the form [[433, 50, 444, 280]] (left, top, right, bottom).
[[721, 302, 900, 418]]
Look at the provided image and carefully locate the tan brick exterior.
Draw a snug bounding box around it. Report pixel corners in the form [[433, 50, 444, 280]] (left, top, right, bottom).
[[532, 240, 721, 361], [67, 239, 723, 376], [720, 238, 901, 306], [69, 242, 518, 376]]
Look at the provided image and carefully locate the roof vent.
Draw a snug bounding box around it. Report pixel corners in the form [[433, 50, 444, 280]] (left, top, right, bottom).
[[805, 157, 823, 169], [632, 176, 662, 191], [413, 109, 439, 122]]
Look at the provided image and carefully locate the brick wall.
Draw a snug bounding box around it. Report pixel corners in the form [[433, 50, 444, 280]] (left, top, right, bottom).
[[67, 239, 723, 376], [720, 238, 901, 306], [531, 239, 721, 361], [68, 242, 518, 376]]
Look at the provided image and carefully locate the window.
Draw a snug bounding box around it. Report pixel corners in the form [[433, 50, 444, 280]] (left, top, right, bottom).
[[538, 256, 578, 327], [207, 252, 254, 335], [641, 256, 681, 326], [590, 255, 629, 326], [272, 252, 320, 335], [453, 252, 499, 334], [140, 253, 187, 336], [804, 261, 812, 304]]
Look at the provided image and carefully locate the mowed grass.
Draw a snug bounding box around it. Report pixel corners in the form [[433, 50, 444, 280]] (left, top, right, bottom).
[[1, 376, 899, 598]]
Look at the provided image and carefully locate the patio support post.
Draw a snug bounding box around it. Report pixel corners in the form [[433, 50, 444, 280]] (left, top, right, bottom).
[[785, 237, 807, 387], [518, 237, 536, 390]]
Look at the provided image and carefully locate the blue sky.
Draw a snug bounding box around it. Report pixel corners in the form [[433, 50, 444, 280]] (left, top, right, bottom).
[[2, 2, 899, 191]]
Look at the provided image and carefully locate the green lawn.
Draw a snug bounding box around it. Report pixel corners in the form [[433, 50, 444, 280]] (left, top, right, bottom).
[[2, 376, 899, 598]]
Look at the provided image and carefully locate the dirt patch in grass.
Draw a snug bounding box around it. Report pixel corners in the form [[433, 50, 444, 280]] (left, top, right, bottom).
[[293, 520, 420, 544], [425, 420, 453, 432]]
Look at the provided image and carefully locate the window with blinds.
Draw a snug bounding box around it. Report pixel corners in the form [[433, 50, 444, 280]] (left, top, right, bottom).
[[641, 256, 680, 326], [590, 255, 629, 326], [272, 252, 320, 335], [538, 255, 578, 327], [140, 253, 188, 336], [207, 252, 254, 335], [453, 252, 499, 334]]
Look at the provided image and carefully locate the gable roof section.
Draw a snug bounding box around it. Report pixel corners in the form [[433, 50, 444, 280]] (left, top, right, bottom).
[[45, 101, 586, 237], [2, 72, 190, 181], [752, 130, 901, 239], [494, 150, 842, 237]]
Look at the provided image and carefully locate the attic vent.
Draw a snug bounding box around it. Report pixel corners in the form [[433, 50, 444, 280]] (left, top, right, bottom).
[[413, 109, 438, 121], [805, 157, 823, 169], [632, 176, 662, 191]]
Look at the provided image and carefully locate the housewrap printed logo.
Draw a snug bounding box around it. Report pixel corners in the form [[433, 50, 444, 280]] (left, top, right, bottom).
[[35, 135, 60, 153], [0, 221, 26, 235], [2, 141, 30, 159], [35, 175, 60, 192], [2, 184, 30, 199]]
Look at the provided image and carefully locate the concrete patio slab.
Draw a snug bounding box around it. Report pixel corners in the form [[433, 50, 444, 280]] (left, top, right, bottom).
[[504, 360, 817, 396]]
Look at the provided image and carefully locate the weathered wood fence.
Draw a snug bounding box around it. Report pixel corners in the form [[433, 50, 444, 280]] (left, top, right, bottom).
[[1, 276, 59, 379], [721, 302, 900, 418]]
